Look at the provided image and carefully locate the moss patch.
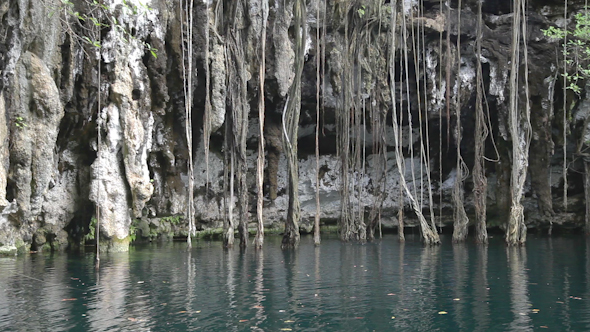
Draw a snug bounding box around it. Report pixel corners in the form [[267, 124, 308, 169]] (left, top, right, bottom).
[[99, 237, 130, 252]]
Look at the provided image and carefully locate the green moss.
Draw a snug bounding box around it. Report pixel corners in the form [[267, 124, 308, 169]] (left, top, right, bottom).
[[129, 220, 139, 242], [98, 237, 130, 253], [14, 239, 30, 254], [194, 228, 225, 239], [161, 215, 183, 225], [264, 227, 284, 235], [319, 225, 340, 233]]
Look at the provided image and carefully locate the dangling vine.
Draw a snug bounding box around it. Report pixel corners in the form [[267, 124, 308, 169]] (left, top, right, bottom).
[[391, 2, 405, 243], [281, 0, 306, 248], [313, 0, 323, 246], [390, 0, 440, 245], [418, 0, 437, 237], [452, 0, 470, 242], [473, 0, 489, 244], [563, 0, 569, 213], [180, 0, 195, 249], [506, 0, 531, 246], [225, 0, 250, 248], [338, 2, 353, 242], [223, 0, 250, 248], [203, 0, 212, 206], [94, 2, 102, 267], [411, 0, 438, 236], [254, 0, 269, 249]]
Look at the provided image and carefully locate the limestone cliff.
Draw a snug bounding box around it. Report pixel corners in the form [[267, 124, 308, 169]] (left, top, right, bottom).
[[0, 0, 588, 253]]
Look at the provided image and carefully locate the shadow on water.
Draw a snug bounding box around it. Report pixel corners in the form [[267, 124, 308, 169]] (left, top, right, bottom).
[[1, 234, 590, 331]]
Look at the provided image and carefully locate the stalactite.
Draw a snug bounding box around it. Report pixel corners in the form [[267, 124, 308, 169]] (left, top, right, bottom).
[[281, 0, 305, 249]]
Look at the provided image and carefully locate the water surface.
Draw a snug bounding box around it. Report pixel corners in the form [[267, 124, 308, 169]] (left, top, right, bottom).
[[1, 234, 589, 331]]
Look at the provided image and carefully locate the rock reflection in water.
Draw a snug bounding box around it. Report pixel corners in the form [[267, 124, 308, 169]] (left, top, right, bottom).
[[87, 253, 134, 331], [507, 246, 532, 331], [0, 235, 589, 331]]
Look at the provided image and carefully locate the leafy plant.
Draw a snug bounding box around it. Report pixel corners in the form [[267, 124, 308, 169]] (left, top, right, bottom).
[[84, 217, 97, 242], [357, 5, 366, 18], [15, 117, 27, 129], [47, 0, 157, 58], [161, 215, 183, 225], [543, 12, 590, 93], [129, 220, 138, 242]]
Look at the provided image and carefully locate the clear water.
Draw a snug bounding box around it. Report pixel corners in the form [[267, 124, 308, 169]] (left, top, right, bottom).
[[0, 233, 589, 332]]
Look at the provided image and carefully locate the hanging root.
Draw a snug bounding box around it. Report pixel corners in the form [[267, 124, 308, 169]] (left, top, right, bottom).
[[473, 0, 488, 244], [281, 0, 306, 249], [254, 0, 269, 250], [389, 0, 439, 245]]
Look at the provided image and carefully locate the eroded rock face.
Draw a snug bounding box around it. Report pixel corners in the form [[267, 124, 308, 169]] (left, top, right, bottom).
[[0, 93, 8, 209], [90, 104, 132, 241], [12, 52, 64, 220], [0, 0, 589, 252], [0, 51, 64, 250]]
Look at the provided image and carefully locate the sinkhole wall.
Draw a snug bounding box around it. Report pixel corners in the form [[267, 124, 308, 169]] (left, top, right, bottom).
[[0, 0, 588, 252]]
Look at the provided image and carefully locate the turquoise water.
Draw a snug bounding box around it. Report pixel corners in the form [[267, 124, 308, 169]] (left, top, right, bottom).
[[0, 233, 589, 331]]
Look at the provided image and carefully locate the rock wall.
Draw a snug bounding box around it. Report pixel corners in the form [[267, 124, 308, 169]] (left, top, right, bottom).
[[0, 0, 588, 252]]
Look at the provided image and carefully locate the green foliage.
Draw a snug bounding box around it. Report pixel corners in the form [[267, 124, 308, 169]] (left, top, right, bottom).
[[129, 219, 138, 242], [51, 0, 157, 58], [84, 217, 97, 242], [543, 12, 590, 94], [357, 5, 366, 18], [542, 25, 567, 40], [161, 215, 183, 225], [15, 117, 27, 129]]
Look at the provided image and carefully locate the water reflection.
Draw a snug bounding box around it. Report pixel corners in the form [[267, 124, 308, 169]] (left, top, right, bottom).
[[223, 246, 237, 330], [1, 235, 590, 331], [251, 250, 266, 331], [88, 253, 131, 331], [453, 243, 468, 331], [472, 244, 490, 330], [507, 246, 532, 331]]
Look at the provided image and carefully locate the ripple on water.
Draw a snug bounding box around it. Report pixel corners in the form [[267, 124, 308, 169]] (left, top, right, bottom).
[[0, 234, 590, 331]]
